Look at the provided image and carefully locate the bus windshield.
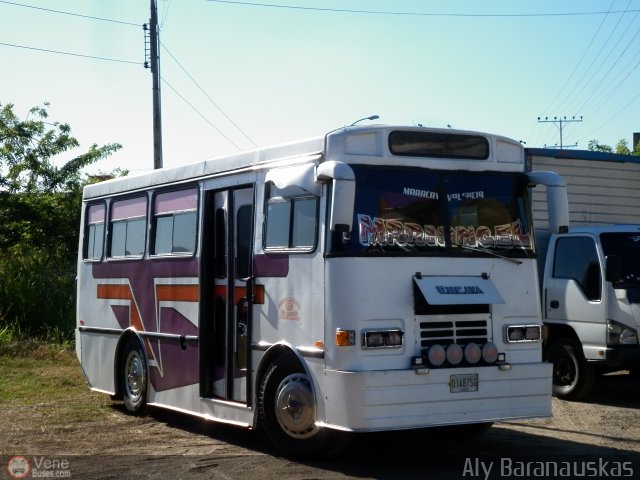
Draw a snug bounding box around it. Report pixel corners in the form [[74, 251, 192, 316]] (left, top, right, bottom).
[[336, 165, 534, 257]]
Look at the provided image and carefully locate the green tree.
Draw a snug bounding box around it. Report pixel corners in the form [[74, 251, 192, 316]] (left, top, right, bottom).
[[587, 139, 613, 153], [0, 102, 122, 337], [587, 138, 640, 156], [615, 139, 631, 155]]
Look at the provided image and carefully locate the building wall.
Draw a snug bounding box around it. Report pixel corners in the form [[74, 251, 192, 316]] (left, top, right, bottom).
[[526, 149, 640, 231]]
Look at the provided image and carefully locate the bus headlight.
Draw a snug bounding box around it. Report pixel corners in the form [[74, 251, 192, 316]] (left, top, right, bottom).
[[505, 324, 542, 343], [607, 320, 638, 346], [362, 328, 404, 349]]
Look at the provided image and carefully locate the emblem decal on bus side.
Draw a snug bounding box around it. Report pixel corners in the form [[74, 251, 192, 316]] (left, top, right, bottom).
[[278, 298, 300, 321]]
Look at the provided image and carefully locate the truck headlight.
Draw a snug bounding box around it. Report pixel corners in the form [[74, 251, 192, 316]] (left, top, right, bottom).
[[607, 320, 638, 346]]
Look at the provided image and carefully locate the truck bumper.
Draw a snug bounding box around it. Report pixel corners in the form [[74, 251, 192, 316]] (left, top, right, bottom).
[[602, 345, 640, 369], [319, 362, 552, 432]]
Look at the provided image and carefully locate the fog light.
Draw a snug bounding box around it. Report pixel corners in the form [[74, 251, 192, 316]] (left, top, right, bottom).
[[464, 343, 481, 364], [446, 343, 463, 365], [427, 344, 446, 367], [482, 342, 498, 363]]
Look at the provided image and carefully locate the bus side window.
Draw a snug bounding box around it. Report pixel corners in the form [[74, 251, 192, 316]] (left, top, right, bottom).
[[84, 203, 106, 261], [108, 196, 148, 258], [152, 188, 198, 256], [264, 184, 318, 251]]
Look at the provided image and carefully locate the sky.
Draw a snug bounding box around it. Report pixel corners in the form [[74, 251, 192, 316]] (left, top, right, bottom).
[[1, 0, 639, 175]]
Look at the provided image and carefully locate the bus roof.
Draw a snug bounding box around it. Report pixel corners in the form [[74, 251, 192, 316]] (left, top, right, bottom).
[[83, 125, 523, 200]]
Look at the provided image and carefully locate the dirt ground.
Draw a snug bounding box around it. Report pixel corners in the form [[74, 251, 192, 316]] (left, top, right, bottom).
[[2, 361, 640, 480]]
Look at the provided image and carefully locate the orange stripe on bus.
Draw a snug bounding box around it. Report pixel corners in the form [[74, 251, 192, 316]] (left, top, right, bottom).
[[156, 284, 199, 302], [97, 284, 132, 300], [213, 284, 265, 304]]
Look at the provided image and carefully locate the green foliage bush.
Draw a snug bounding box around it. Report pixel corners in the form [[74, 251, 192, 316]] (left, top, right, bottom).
[[0, 250, 76, 338], [0, 102, 122, 341]]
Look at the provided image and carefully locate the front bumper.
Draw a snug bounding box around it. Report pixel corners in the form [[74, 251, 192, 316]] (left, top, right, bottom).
[[602, 345, 640, 369], [318, 362, 552, 432]]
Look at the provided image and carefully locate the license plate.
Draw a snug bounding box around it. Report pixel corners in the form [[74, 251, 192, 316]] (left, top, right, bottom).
[[450, 373, 479, 393]]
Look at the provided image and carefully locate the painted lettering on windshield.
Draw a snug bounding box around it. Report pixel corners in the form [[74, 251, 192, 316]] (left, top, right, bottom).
[[357, 214, 531, 249]]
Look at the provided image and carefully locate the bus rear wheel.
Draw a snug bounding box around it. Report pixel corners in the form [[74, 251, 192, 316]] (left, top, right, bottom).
[[121, 336, 148, 414], [259, 353, 347, 457]]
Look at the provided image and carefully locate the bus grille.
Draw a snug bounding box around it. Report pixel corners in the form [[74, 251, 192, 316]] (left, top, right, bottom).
[[419, 318, 489, 347]]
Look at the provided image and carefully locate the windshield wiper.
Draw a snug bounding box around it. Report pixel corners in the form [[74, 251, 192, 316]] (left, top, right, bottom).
[[460, 245, 523, 265]]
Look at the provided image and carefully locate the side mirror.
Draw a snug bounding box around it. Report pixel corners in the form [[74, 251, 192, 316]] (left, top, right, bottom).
[[315, 161, 355, 233], [605, 255, 622, 283]]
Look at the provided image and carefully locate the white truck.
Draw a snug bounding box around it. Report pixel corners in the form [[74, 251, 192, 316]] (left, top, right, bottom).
[[527, 148, 640, 400]]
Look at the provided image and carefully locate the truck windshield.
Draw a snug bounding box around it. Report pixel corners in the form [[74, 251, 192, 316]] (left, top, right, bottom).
[[600, 232, 640, 287], [334, 165, 534, 257]]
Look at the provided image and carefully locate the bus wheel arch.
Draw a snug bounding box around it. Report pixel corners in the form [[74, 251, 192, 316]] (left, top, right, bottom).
[[257, 345, 343, 457], [115, 331, 149, 414]]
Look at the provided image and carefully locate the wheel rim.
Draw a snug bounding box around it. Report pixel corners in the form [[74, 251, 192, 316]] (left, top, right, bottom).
[[554, 354, 577, 387], [125, 350, 145, 402], [274, 373, 318, 439]]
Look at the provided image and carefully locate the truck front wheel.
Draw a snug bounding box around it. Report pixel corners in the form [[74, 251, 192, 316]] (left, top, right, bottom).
[[546, 338, 595, 401]]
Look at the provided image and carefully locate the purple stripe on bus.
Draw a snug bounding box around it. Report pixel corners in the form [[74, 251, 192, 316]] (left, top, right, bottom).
[[253, 253, 289, 277], [159, 306, 198, 337], [148, 340, 199, 391], [93, 258, 200, 391], [110, 305, 130, 330], [93, 258, 198, 342]]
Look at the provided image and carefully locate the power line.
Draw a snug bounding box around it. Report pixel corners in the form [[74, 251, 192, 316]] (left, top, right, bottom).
[[540, 0, 616, 116], [0, 41, 140, 65], [207, 0, 640, 18], [0, 0, 139, 27], [585, 91, 640, 140], [576, 12, 640, 116], [161, 43, 257, 147], [560, 1, 637, 116], [161, 77, 242, 150]]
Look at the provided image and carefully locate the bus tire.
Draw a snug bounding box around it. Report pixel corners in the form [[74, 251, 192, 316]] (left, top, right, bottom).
[[547, 338, 594, 401], [258, 353, 347, 458], [121, 336, 148, 414]]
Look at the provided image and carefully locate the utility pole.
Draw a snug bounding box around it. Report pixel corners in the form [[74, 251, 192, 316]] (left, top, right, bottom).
[[537, 116, 582, 149], [148, 0, 163, 169]]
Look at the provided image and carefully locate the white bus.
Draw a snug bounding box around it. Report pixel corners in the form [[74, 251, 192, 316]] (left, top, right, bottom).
[[76, 125, 565, 456]]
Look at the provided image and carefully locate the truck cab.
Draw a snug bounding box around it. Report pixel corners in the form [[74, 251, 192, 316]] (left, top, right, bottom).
[[542, 225, 640, 400]]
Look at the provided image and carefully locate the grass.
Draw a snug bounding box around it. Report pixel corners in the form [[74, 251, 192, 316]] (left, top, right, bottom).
[[0, 336, 109, 424]]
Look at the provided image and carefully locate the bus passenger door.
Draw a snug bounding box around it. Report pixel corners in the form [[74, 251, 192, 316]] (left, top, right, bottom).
[[200, 186, 254, 404]]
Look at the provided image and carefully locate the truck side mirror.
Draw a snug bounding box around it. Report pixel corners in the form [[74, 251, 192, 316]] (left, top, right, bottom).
[[605, 255, 622, 283]]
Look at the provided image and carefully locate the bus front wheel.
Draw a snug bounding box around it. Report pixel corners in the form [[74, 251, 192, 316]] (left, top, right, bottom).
[[258, 353, 347, 457], [121, 336, 148, 414]]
